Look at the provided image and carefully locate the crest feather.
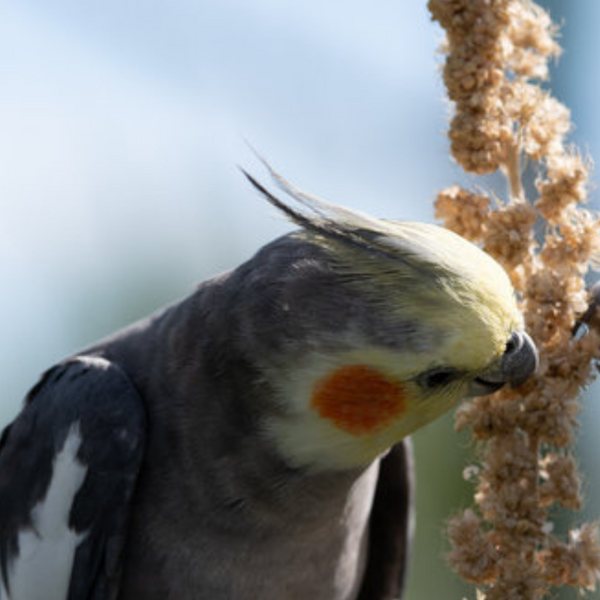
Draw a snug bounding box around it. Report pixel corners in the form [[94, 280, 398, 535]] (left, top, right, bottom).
[[241, 159, 431, 268]]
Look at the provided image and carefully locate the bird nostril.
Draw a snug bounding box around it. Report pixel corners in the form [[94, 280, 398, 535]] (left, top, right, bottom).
[[505, 332, 521, 355]]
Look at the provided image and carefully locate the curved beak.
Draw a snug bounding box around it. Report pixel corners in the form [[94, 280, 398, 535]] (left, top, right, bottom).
[[467, 331, 538, 397]]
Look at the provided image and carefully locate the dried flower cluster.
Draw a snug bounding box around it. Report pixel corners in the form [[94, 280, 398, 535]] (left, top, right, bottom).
[[428, 0, 600, 598]]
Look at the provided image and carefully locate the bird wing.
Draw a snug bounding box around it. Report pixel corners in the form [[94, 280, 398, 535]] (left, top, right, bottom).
[[0, 356, 146, 600], [357, 439, 414, 600]]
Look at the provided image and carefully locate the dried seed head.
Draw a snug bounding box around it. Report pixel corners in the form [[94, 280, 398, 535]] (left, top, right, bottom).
[[430, 0, 600, 597]]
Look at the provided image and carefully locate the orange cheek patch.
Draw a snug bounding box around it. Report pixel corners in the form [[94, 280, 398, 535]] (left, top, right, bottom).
[[311, 365, 407, 435]]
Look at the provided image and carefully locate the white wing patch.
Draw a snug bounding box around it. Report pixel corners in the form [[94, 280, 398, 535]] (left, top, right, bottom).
[[1, 424, 88, 600]]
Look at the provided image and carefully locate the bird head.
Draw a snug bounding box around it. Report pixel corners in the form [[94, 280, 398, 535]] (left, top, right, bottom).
[[243, 164, 537, 471]]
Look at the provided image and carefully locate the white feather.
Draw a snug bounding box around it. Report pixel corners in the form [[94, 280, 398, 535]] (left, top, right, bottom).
[[1, 424, 88, 600]]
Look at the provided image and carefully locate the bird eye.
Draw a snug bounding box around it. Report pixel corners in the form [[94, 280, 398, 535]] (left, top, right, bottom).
[[418, 367, 458, 389]]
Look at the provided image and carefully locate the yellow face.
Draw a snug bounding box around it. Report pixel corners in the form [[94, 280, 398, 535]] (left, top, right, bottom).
[[246, 169, 529, 471], [264, 338, 511, 471], [263, 231, 525, 471]]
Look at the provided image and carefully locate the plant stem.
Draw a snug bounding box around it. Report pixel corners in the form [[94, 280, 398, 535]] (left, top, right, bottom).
[[505, 138, 525, 202]]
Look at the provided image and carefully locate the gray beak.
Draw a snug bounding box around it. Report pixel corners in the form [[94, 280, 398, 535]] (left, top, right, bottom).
[[467, 331, 538, 396]]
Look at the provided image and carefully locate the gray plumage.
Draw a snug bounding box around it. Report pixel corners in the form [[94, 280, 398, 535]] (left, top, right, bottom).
[[95, 236, 414, 599], [0, 235, 414, 600]]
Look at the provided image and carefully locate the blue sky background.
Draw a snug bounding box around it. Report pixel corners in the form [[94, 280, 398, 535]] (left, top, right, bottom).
[[1, 1, 598, 598]]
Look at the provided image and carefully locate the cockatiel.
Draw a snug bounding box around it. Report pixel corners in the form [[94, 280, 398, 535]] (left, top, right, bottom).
[[0, 165, 537, 600]]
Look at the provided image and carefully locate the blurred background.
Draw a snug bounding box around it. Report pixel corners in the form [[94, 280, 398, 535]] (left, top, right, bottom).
[[0, 1, 598, 598]]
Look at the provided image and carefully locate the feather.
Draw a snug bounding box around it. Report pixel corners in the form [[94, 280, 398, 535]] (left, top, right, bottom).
[[241, 157, 457, 276]]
